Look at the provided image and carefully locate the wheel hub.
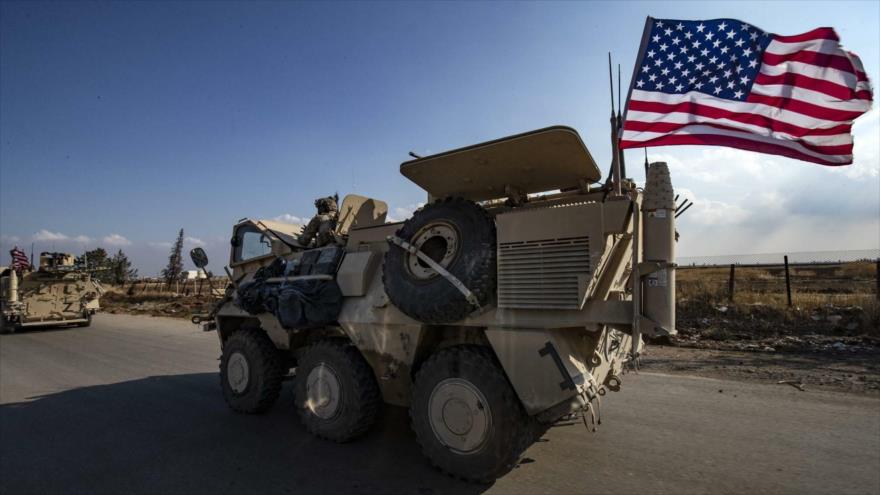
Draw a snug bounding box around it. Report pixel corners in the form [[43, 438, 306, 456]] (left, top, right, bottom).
[[428, 378, 491, 454], [227, 351, 250, 394], [305, 363, 342, 419], [406, 223, 459, 280]]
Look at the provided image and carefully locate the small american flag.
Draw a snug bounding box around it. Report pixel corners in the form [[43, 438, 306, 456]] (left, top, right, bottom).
[[10, 246, 30, 271], [620, 17, 873, 165]]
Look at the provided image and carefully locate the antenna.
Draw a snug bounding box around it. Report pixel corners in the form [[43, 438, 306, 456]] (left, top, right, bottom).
[[617, 64, 622, 119], [608, 53, 615, 116], [607, 53, 622, 196], [618, 63, 626, 180]]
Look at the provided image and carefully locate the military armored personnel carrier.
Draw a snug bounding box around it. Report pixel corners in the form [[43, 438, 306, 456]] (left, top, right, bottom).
[[193, 126, 676, 482], [0, 252, 104, 333]]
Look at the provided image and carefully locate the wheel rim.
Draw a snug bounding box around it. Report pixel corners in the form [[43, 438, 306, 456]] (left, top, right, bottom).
[[406, 222, 460, 280], [305, 363, 342, 420], [428, 378, 492, 454], [227, 351, 250, 394]]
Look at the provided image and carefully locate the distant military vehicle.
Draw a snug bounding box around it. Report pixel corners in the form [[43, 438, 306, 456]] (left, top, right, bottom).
[[193, 126, 676, 482], [0, 252, 104, 333]]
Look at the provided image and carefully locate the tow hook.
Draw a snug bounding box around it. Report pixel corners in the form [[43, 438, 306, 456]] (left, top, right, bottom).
[[605, 374, 622, 392]]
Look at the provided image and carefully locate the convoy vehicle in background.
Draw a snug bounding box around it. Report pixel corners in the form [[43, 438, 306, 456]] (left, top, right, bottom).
[[192, 126, 676, 482], [0, 252, 104, 333]]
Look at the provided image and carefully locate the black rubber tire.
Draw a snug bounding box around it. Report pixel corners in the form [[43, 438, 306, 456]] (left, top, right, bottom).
[[410, 345, 535, 483], [295, 339, 382, 442], [77, 313, 92, 328], [383, 197, 496, 324], [220, 328, 284, 414]]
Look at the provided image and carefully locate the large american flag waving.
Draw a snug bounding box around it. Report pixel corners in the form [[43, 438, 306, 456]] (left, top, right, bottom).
[[620, 18, 873, 165]]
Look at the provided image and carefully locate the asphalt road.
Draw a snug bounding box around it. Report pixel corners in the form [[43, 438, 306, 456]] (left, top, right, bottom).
[[1, 314, 878, 495]]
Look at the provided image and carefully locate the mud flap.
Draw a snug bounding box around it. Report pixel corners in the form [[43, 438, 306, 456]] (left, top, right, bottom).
[[484, 328, 597, 418]]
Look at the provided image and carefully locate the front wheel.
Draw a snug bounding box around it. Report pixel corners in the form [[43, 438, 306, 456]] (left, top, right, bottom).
[[410, 345, 535, 483], [220, 328, 284, 413], [76, 312, 92, 327], [294, 339, 382, 442]]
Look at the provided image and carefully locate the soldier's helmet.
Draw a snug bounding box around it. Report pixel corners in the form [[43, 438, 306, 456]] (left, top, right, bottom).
[[314, 196, 338, 214]]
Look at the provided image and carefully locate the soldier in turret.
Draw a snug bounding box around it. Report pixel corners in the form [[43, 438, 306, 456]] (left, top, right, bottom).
[[298, 194, 340, 248]]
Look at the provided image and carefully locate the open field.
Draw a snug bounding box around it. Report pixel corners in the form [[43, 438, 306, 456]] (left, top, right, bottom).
[[674, 261, 879, 351]]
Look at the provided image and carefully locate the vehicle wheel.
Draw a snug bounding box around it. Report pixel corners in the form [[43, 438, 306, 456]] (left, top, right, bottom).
[[220, 328, 284, 413], [77, 312, 92, 327], [410, 345, 535, 483], [383, 197, 496, 324], [295, 339, 381, 442]]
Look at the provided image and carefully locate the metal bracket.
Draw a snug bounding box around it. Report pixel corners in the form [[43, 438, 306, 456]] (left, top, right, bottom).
[[538, 341, 578, 391], [637, 261, 677, 277], [387, 235, 482, 310]]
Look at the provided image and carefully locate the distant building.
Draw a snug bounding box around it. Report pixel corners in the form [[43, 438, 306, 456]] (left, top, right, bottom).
[[183, 270, 206, 280]]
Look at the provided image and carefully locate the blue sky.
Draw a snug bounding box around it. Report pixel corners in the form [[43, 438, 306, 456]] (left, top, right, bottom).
[[1, 1, 878, 275]]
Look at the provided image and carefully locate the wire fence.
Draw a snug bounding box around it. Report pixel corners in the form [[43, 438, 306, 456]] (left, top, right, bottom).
[[677, 252, 879, 308], [677, 249, 880, 267]]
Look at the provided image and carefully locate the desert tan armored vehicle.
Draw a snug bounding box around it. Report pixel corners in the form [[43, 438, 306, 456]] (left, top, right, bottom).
[[193, 126, 675, 482], [0, 252, 104, 333]]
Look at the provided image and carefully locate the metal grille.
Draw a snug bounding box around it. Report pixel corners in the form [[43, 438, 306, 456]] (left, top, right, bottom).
[[497, 236, 590, 309]]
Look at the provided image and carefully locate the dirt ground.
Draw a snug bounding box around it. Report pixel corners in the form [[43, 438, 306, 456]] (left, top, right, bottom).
[[641, 344, 880, 395]]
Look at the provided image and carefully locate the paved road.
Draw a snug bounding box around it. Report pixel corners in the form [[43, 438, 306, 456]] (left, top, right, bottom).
[[1, 314, 878, 495]]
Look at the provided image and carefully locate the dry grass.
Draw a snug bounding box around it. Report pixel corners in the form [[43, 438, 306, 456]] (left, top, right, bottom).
[[677, 261, 879, 337]]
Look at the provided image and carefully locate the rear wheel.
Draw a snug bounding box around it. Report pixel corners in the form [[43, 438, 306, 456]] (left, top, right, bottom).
[[220, 328, 284, 413], [410, 345, 535, 483], [295, 339, 382, 442]]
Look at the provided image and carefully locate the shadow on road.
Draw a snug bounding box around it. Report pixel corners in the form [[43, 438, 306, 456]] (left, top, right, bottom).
[[0, 373, 489, 495]]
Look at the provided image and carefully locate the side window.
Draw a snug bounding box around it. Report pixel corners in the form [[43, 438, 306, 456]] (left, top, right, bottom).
[[234, 227, 272, 262]]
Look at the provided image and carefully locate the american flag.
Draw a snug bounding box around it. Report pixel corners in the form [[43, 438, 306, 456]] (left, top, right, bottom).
[[620, 18, 873, 165], [9, 246, 30, 271]]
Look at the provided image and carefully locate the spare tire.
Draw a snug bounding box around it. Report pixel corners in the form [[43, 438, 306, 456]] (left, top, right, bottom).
[[383, 197, 496, 323]]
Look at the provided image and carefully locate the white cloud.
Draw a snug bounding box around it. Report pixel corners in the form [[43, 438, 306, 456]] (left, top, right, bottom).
[[675, 187, 749, 225], [388, 202, 425, 222], [32, 229, 69, 242], [72, 235, 93, 244], [273, 213, 306, 225], [184, 236, 205, 247], [840, 107, 880, 180], [149, 241, 172, 249], [102, 234, 131, 246], [0, 235, 21, 244]]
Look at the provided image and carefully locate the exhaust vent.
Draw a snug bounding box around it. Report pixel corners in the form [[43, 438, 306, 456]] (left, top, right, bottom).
[[497, 237, 590, 309]]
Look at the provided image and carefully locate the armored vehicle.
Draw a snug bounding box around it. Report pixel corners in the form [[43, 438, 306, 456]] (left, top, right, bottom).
[[0, 252, 104, 333], [194, 126, 676, 482]]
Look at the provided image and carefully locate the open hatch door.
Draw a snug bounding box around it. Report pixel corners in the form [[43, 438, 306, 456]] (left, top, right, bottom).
[[400, 126, 601, 202]]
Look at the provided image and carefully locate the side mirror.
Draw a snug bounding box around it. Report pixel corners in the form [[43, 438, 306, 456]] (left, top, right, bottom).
[[190, 247, 209, 269]]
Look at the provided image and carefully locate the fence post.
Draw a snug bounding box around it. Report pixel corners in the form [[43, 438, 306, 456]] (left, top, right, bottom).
[[784, 255, 792, 307], [876, 258, 879, 301], [728, 264, 735, 302]]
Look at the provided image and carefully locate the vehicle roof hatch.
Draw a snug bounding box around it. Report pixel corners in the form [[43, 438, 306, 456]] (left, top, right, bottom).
[[400, 126, 601, 202]]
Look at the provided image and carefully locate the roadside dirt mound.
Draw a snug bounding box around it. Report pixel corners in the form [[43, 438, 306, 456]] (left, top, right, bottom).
[[654, 299, 880, 353], [101, 292, 214, 318]]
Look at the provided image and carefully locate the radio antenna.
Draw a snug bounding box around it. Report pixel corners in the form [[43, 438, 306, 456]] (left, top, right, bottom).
[[608, 53, 615, 116], [618, 63, 627, 180], [607, 53, 622, 195]]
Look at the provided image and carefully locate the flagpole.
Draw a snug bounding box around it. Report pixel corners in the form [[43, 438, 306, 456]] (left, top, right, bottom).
[[622, 16, 656, 185]]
